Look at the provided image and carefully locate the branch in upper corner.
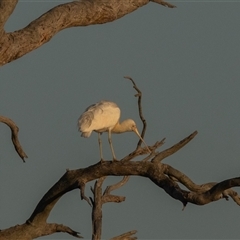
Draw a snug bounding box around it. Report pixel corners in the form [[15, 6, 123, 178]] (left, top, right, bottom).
[[151, 0, 176, 8], [0, 0, 175, 66], [124, 76, 148, 149], [0, 115, 28, 162], [0, 0, 18, 30]]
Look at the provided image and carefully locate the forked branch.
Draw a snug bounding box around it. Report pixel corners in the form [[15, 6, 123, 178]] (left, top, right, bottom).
[[91, 176, 129, 239]]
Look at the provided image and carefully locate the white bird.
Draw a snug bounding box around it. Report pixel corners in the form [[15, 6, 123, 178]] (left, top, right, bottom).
[[78, 100, 150, 162]]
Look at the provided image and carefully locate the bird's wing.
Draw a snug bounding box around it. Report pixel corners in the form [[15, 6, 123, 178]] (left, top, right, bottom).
[[78, 111, 94, 131], [78, 102, 104, 130], [78, 101, 120, 132]]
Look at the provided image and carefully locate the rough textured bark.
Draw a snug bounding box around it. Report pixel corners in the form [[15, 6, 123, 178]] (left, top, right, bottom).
[[0, 0, 175, 66]]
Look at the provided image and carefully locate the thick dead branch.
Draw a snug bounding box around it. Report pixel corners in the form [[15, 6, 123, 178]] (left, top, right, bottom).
[[0, 222, 82, 240], [91, 177, 105, 240], [0, 115, 28, 162], [164, 164, 240, 206], [0, 0, 18, 29], [23, 134, 240, 224], [2, 133, 239, 239], [0, 0, 175, 66]]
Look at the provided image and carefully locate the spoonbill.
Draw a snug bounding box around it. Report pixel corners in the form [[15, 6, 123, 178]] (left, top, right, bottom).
[[78, 100, 150, 162]]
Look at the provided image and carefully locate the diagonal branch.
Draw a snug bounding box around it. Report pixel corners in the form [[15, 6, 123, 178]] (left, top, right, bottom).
[[0, 0, 18, 29], [152, 131, 198, 162], [2, 133, 239, 239], [111, 230, 138, 240], [103, 176, 130, 196], [151, 0, 176, 8], [0, 222, 83, 239], [0, 115, 28, 162], [0, 0, 175, 66]]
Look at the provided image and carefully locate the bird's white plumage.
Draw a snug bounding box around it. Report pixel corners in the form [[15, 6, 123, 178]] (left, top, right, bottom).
[[78, 101, 121, 137], [78, 100, 150, 161]]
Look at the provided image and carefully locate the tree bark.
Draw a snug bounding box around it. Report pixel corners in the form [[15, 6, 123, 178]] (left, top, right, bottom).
[[0, 0, 175, 66]]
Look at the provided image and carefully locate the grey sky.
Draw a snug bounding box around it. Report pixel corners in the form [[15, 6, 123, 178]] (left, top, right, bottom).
[[1, 1, 240, 239]]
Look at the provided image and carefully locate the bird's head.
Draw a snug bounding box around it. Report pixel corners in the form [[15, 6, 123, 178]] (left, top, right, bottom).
[[123, 119, 138, 132], [124, 119, 151, 153]]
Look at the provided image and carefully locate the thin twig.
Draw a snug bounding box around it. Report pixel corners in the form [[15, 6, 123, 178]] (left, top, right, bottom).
[[151, 0, 176, 8], [124, 76, 147, 149], [121, 139, 165, 162]]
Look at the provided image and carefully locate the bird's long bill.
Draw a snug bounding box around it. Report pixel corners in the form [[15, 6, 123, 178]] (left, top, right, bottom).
[[133, 128, 151, 153]]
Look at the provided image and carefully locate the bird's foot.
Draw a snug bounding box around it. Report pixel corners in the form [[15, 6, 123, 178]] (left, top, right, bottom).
[[112, 158, 118, 162], [100, 158, 105, 163]]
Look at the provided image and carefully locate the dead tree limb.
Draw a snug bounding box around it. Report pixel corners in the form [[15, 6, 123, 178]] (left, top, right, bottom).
[[0, 115, 27, 162], [111, 230, 138, 240], [152, 131, 198, 162], [91, 176, 130, 239], [124, 76, 148, 151], [0, 0, 175, 66], [1, 131, 239, 239]]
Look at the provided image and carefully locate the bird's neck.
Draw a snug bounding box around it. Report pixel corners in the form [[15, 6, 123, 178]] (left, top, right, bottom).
[[111, 121, 129, 133]]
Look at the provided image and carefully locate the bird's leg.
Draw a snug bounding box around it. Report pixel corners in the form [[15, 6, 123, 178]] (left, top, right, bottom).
[[108, 131, 118, 162], [98, 133, 104, 163]]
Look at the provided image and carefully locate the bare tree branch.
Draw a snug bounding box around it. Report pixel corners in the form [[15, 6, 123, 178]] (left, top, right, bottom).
[[0, 0, 18, 29], [0, 222, 83, 240], [124, 76, 148, 149], [152, 0, 176, 8], [1, 132, 240, 239], [111, 230, 138, 240], [0, 115, 28, 162], [152, 131, 198, 162], [91, 176, 130, 239], [91, 177, 105, 240], [0, 0, 175, 66], [103, 176, 130, 196]]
